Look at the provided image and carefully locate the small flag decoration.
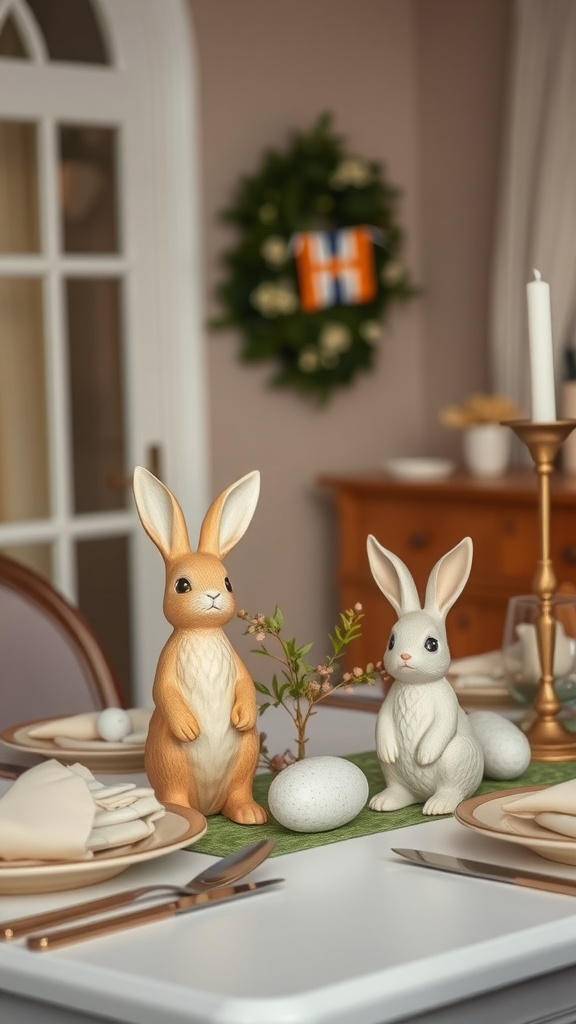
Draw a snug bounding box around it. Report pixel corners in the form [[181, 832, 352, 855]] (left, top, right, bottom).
[[292, 227, 378, 312], [212, 114, 417, 401]]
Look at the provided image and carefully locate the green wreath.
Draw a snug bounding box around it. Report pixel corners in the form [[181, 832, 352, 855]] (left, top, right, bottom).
[[212, 114, 418, 402]]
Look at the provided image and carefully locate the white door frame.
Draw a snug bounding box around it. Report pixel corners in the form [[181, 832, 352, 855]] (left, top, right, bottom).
[[109, 0, 209, 702], [0, 0, 208, 704]]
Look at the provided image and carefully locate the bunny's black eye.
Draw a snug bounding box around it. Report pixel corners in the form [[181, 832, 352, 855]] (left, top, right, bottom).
[[388, 633, 395, 650], [424, 636, 439, 652], [175, 578, 192, 594], [224, 576, 233, 592]]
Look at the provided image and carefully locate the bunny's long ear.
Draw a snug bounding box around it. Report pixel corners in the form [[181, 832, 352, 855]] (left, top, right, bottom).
[[132, 466, 191, 560], [366, 534, 421, 616], [198, 470, 260, 558], [424, 536, 473, 622]]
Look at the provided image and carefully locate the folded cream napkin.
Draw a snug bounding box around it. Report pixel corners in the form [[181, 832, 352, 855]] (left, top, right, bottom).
[[448, 650, 505, 686], [502, 779, 576, 840], [0, 759, 164, 862], [27, 708, 151, 748], [451, 628, 575, 691]]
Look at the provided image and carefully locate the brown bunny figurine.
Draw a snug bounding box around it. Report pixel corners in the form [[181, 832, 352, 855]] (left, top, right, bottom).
[[133, 467, 267, 824]]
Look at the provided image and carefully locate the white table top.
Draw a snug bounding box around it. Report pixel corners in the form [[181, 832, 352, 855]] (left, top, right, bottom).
[[2, 706, 576, 1024]]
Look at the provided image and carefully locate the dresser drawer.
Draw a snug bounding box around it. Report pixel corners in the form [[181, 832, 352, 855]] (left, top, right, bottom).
[[551, 510, 576, 582], [323, 472, 576, 666], [343, 494, 489, 579], [340, 575, 514, 665], [346, 495, 541, 589]]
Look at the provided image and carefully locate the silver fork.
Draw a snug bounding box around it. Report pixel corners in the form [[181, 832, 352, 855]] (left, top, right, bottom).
[[0, 837, 276, 940]]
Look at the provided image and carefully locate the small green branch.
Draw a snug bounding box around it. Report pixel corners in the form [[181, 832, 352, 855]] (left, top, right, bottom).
[[239, 604, 385, 771]]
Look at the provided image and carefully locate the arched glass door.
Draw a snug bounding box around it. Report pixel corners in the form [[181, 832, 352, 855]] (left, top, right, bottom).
[[0, 0, 207, 704]]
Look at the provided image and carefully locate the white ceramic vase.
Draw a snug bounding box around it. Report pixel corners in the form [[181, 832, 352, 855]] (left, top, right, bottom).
[[462, 423, 511, 478]]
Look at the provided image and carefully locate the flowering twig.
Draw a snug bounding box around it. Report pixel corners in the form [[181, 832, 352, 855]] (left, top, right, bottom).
[[238, 604, 385, 770], [439, 392, 521, 428]]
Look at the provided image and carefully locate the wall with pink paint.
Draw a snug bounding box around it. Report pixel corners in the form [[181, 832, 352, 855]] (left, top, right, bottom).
[[187, 0, 512, 669]]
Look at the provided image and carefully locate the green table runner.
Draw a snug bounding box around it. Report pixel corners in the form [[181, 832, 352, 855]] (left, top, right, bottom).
[[190, 752, 576, 858]]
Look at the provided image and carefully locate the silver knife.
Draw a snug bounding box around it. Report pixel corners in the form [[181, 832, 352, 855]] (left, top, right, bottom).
[[392, 848, 576, 897], [27, 877, 284, 951]]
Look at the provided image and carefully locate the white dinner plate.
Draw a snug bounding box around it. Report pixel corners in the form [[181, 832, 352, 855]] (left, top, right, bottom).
[[455, 786, 576, 866], [0, 803, 207, 894], [0, 717, 147, 773], [381, 457, 456, 481]]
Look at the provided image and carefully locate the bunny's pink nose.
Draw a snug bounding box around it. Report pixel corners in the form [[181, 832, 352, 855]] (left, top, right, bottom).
[[400, 652, 412, 662]]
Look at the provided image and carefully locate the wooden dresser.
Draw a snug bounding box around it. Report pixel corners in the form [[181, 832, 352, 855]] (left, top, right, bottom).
[[319, 470, 576, 670]]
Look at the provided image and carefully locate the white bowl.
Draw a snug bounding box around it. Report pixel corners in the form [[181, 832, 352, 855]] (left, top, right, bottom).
[[382, 457, 456, 481]]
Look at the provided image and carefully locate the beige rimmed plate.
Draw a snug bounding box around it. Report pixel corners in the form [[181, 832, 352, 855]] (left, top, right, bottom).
[[0, 718, 146, 773], [0, 803, 206, 895], [456, 786, 576, 866]]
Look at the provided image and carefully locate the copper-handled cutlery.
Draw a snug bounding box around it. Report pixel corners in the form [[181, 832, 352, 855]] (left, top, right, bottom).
[[0, 762, 282, 948], [0, 837, 277, 941], [393, 848, 576, 895], [0, 761, 30, 780], [26, 877, 284, 951]]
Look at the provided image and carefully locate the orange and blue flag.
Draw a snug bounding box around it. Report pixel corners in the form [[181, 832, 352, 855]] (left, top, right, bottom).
[[292, 226, 378, 312]]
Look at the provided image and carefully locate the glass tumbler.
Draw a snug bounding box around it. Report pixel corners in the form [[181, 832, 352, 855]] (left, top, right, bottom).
[[502, 593, 576, 710]]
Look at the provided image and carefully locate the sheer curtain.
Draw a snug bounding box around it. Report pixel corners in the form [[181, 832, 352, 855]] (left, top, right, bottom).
[[490, 0, 576, 419]]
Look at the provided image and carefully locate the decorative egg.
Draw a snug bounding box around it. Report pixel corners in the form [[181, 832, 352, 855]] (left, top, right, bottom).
[[468, 710, 531, 780], [267, 756, 369, 833], [96, 707, 133, 742]]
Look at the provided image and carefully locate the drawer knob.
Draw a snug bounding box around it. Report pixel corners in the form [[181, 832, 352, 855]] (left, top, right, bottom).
[[408, 531, 429, 550], [561, 545, 576, 565], [454, 613, 471, 630]]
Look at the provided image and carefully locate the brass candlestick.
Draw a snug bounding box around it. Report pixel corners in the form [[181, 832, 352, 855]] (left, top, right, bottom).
[[506, 419, 576, 760]]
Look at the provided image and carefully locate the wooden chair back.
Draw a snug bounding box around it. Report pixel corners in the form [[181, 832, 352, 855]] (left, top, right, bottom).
[[0, 554, 124, 729]]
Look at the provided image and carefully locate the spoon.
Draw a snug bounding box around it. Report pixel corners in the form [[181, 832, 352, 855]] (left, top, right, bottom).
[[0, 837, 276, 940]]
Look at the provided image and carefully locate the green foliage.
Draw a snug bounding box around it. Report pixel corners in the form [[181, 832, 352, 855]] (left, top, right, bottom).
[[212, 114, 418, 403], [239, 604, 384, 769]]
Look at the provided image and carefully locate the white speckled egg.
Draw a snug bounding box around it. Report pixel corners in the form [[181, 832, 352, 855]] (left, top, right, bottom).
[[468, 711, 531, 780], [268, 756, 369, 832], [96, 707, 133, 742]]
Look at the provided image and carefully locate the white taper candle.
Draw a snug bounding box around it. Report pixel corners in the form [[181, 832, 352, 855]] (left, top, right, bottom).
[[527, 269, 556, 422]]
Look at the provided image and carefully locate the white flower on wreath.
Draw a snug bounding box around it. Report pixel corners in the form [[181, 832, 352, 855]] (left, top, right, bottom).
[[319, 322, 352, 356], [260, 235, 288, 266], [250, 282, 299, 317], [320, 352, 340, 369], [298, 347, 321, 372], [258, 202, 278, 224], [315, 193, 335, 213], [359, 320, 381, 343], [329, 158, 372, 189], [381, 260, 404, 285]]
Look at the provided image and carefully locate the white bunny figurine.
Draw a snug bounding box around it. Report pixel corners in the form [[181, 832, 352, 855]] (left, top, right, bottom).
[[133, 466, 267, 825], [366, 535, 485, 815]]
